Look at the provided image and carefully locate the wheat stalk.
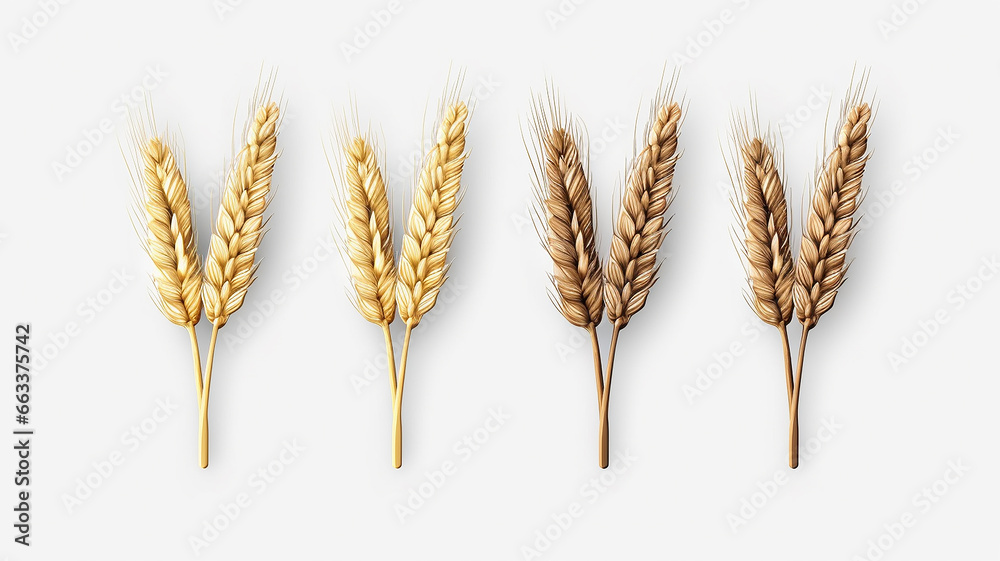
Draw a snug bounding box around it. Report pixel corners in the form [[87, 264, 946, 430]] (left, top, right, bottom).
[[332, 125, 399, 399], [392, 99, 470, 468], [128, 119, 205, 404], [526, 90, 605, 407], [199, 99, 281, 468], [727, 111, 795, 406], [788, 81, 872, 468], [599, 85, 682, 467]]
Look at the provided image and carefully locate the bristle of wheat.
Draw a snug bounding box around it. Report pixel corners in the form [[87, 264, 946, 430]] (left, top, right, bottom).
[[342, 135, 396, 324], [396, 101, 469, 327], [528, 95, 604, 328], [605, 99, 682, 328], [794, 102, 872, 327], [203, 101, 280, 327], [730, 118, 794, 327], [139, 137, 203, 326]]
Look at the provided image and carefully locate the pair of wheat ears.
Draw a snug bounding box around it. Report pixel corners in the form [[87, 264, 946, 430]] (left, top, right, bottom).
[[728, 76, 873, 468], [532, 73, 872, 469], [529, 77, 683, 469], [331, 89, 470, 468], [128, 84, 281, 469], [132, 74, 467, 468]]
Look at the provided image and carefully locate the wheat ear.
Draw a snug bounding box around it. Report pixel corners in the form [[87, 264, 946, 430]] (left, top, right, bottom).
[[600, 89, 682, 468], [131, 130, 205, 403], [789, 90, 872, 468], [392, 100, 470, 468], [527, 91, 605, 408], [199, 100, 281, 468], [336, 131, 398, 398], [727, 112, 795, 405]]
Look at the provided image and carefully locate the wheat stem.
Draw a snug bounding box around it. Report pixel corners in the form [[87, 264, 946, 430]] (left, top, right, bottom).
[[586, 325, 604, 403], [778, 324, 793, 407], [381, 322, 397, 403], [186, 324, 204, 402], [598, 320, 623, 468], [788, 322, 811, 469], [198, 323, 220, 469], [391, 323, 414, 469]]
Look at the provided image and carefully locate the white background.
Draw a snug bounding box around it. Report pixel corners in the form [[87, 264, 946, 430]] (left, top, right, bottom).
[[2, 0, 998, 559]]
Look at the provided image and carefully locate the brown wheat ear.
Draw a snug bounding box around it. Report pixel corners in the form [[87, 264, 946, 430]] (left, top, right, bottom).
[[392, 98, 470, 468], [526, 90, 605, 409], [199, 99, 281, 469], [600, 85, 683, 468], [789, 85, 873, 468], [727, 111, 795, 405]]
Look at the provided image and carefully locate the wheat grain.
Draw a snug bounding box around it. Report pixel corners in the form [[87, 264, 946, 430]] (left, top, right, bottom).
[[727, 109, 796, 409], [395, 101, 469, 327], [604, 99, 682, 328], [139, 137, 203, 327], [730, 118, 794, 328], [199, 98, 280, 468], [789, 78, 873, 468], [528, 96, 604, 329], [203, 101, 280, 327], [392, 98, 470, 468], [332, 125, 399, 399], [526, 90, 606, 409], [127, 115, 206, 403], [793, 102, 871, 328], [599, 82, 683, 468], [340, 134, 397, 325]]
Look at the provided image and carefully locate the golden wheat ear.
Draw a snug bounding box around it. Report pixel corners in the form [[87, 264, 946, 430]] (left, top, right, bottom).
[[202, 100, 281, 328], [788, 71, 874, 468], [391, 82, 472, 468], [198, 78, 282, 469], [334, 126, 396, 326], [125, 105, 205, 405], [329, 110, 399, 402], [127, 115, 203, 328], [725, 106, 796, 407], [599, 73, 684, 468]]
